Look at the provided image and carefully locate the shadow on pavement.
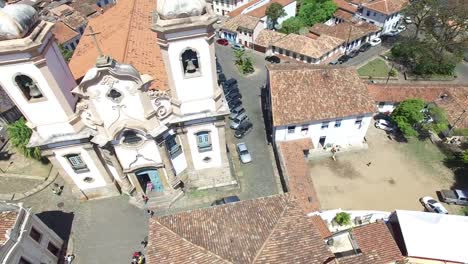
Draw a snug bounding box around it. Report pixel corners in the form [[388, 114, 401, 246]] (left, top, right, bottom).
[[36, 211, 74, 241]]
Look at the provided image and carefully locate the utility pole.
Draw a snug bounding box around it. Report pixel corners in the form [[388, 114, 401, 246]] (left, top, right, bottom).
[[386, 63, 395, 85], [448, 109, 466, 135]]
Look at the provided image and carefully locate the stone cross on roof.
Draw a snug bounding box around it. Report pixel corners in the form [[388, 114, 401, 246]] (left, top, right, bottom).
[[85, 26, 103, 57]]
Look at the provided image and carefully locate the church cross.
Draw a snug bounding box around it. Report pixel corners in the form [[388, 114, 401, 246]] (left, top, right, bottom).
[[85, 26, 103, 56]]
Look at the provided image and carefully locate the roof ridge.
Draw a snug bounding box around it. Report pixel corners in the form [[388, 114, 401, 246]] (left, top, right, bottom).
[[153, 221, 232, 263], [251, 197, 292, 263], [122, 0, 138, 62]]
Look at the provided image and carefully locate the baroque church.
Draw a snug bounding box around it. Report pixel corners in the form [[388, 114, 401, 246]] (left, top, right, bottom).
[[0, 0, 237, 207]]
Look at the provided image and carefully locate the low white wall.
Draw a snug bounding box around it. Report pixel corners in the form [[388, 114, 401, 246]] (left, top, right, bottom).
[[274, 114, 373, 148]]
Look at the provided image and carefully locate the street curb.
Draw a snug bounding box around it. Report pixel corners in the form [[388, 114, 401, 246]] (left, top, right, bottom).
[[0, 170, 59, 201]]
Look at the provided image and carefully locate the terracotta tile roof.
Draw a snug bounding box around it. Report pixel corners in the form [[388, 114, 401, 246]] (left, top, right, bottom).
[[0, 211, 18, 246], [53, 21, 79, 44], [268, 64, 376, 126], [310, 215, 332, 239], [69, 0, 168, 89], [334, 9, 354, 21], [49, 4, 75, 17], [254, 29, 286, 47], [221, 14, 261, 32], [228, 0, 295, 18], [353, 0, 409, 15], [146, 194, 335, 264], [273, 34, 344, 59], [334, 0, 357, 13], [310, 21, 380, 43], [367, 84, 468, 128], [338, 221, 402, 264], [70, 2, 97, 17], [62, 12, 87, 31], [278, 139, 321, 214]]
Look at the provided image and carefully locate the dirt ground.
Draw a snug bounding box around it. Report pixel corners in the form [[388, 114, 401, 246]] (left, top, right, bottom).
[[310, 125, 458, 213]]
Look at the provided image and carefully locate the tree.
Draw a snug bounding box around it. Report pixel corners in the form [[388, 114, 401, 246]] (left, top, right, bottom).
[[403, 0, 437, 39], [334, 212, 351, 226], [241, 56, 254, 74], [7, 118, 42, 160], [299, 0, 337, 27], [265, 3, 286, 30], [59, 44, 73, 62], [422, 104, 449, 134], [391, 99, 426, 137], [234, 49, 245, 65], [280, 17, 305, 34]]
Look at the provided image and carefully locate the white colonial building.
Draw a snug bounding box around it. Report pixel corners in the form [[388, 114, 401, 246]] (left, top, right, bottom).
[[0, 0, 236, 209], [212, 0, 252, 16], [0, 203, 64, 264], [263, 64, 376, 151], [351, 0, 408, 34]]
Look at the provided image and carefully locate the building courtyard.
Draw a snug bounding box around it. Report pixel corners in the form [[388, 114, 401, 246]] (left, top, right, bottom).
[[310, 125, 458, 213]]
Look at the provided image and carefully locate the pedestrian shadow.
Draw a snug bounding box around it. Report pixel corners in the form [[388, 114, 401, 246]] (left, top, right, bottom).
[[36, 211, 74, 241]]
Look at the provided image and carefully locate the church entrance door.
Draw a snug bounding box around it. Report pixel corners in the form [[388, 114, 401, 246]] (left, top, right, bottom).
[[135, 168, 164, 194]]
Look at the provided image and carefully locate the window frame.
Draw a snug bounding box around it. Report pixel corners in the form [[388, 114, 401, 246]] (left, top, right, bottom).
[[180, 48, 201, 78], [13, 74, 46, 102], [47, 242, 60, 257], [65, 153, 90, 174], [355, 116, 364, 126], [287, 126, 296, 134], [321, 122, 329, 129], [29, 227, 42, 244], [334, 119, 342, 128], [196, 131, 212, 152], [165, 135, 182, 159]]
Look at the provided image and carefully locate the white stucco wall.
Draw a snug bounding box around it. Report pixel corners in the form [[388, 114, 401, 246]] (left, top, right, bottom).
[[166, 36, 217, 115], [53, 146, 108, 190], [186, 123, 222, 170], [2, 211, 64, 264], [114, 140, 163, 171], [358, 8, 402, 34], [274, 114, 373, 148], [87, 78, 147, 133], [213, 0, 252, 15], [0, 41, 77, 139], [377, 102, 396, 113]]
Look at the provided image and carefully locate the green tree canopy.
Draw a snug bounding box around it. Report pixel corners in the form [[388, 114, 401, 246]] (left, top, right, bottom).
[[280, 17, 305, 34], [59, 44, 74, 62], [334, 212, 351, 226], [7, 118, 42, 160], [298, 0, 337, 27], [391, 99, 426, 137], [266, 3, 286, 29]]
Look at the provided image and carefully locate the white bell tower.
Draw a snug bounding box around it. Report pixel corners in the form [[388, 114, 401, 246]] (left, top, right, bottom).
[[0, 3, 79, 140], [152, 0, 223, 116]]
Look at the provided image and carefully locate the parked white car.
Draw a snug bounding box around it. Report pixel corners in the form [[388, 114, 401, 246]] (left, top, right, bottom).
[[397, 25, 406, 32], [404, 16, 412, 24], [375, 119, 396, 132], [370, 38, 382, 46], [236, 143, 252, 164], [419, 196, 449, 214]]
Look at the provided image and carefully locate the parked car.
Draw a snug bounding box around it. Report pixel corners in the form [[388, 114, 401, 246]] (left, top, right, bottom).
[[224, 78, 237, 87], [359, 43, 372, 52], [385, 29, 400, 37], [229, 105, 245, 119], [265, 55, 280, 64], [236, 142, 252, 163], [232, 44, 245, 51], [228, 98, 242, 110], [226, 91, 242, 102], [348, 50, 359, 58], [216, 38, 229, 46], [375, 119, 396, 132], [211, 195, 240, 206], [218, 73, 226, 84], [419, 196, 449, 214], [230, 112, 248, 129], [397, 25, 406, 32], [440, 189, 468, 205], [370, 38, 382, 46], [338, 55, 350, 64], [234, 121, 253, 138], [225, 86, 240, 97], [404, 16, 412, 24]]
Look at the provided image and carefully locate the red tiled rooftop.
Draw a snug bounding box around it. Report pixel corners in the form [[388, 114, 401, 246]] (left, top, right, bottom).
[[229, 0, 295, 18], [0, 211, 18, 246], [53, 21, 79, 44]]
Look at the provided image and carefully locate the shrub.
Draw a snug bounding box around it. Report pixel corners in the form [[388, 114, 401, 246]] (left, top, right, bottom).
[[391, 99, 426, 137], [389, 69, 397, 77], [460, 206, 468, 216], [453, 128, 468, 136], [7, 118, 41, 160], [334, 212, 351, 226]]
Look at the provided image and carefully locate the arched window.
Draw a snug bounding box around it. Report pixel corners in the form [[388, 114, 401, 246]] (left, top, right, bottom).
[[196, 131, 212, 152], [14, 75, 43, 101], [181, 48, 200, 77]]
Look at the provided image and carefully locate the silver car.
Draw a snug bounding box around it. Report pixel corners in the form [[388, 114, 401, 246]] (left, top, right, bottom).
[[230, 106, 245, 120], [236, 143, 252, 163], [230, 112, 248, 129]]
